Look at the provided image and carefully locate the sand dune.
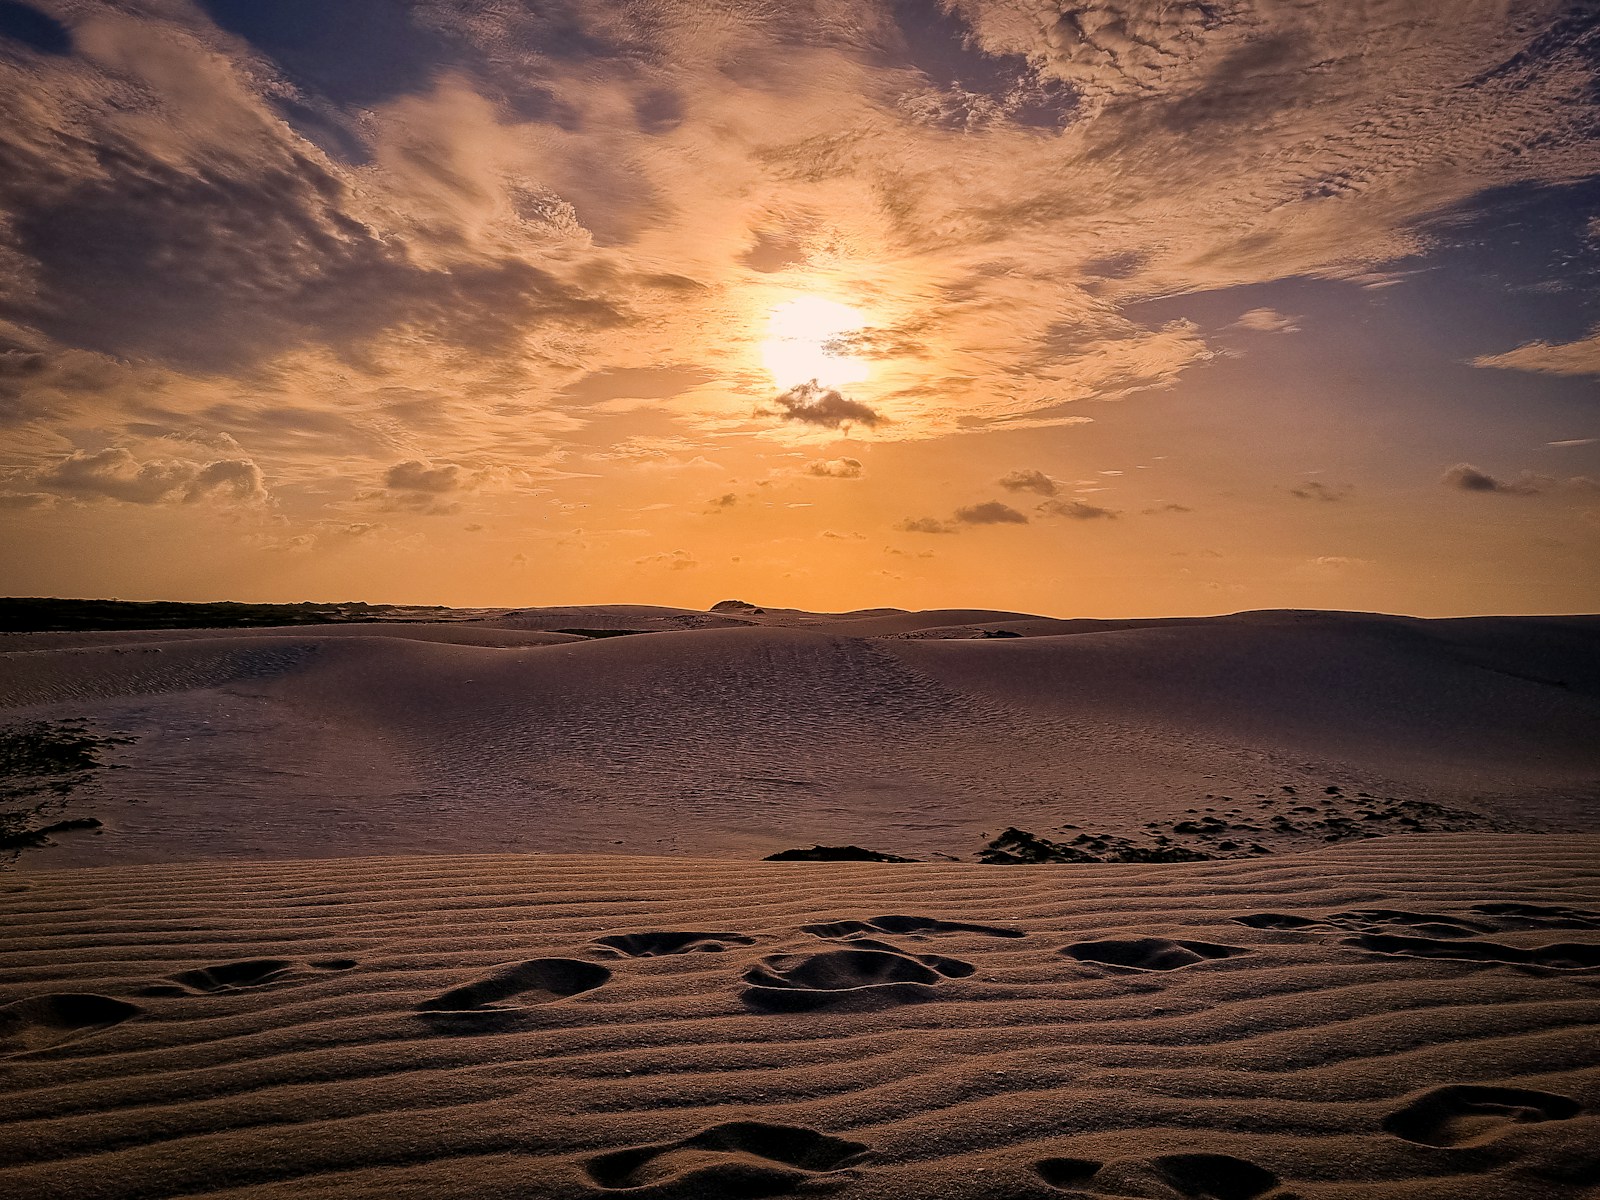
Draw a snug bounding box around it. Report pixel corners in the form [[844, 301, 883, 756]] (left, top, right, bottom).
[[2, 606, 1597, 867], [1, 835, 1597, 1198]]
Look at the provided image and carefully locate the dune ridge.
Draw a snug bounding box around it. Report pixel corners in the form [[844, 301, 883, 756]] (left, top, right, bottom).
[[2, 834, 1597, 1198], [3, 606, 1598, 868]]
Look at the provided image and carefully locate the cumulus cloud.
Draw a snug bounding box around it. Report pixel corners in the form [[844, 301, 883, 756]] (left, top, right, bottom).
[[1290, 481, 1352, 502], [636, 548, 697, 570], [709, 492, 738, 508], [385, 460, 467, 493], [25, 447, 266, 505], [1447, 463, 1556, 495], [1233, 309, 1301, 334], [955, 500, 1029, 525], [769, 382, 883, 429], [1039, 497, 1118, 520], [807, 457, 864, 478], [897, 516, 956, 534], [998, 468, 1058, 496]]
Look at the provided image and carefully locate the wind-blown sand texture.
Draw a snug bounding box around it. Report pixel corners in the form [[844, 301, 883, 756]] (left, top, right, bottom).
[[2, 836, 1598, 1198]]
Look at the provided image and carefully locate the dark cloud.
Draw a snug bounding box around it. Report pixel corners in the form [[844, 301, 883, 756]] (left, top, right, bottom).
[[1440, 462, 1542, 495], [955, 500, 1028, 525], [1142, 502, 1193, 514], [0, 45, 622, 374], [385, 460, 465, 493], [709, 492, 737, 508], [998, 468, 1057, 496], [807, 457, 864, 478], [769, 381, 883, 429], [897, 516, 955, 534], [29, 447, 265, 505], [1039, 497, 1118, 520], [1290, 481, 1352, 502]]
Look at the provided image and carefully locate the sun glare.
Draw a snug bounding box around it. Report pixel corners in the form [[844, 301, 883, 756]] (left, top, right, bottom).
[[760, 296, 871, 391]]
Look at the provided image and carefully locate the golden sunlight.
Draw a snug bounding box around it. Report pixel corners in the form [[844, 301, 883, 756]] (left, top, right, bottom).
[[760, 295, 870, 391]]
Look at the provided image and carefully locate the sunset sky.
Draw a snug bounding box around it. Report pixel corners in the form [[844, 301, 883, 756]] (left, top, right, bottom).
[[2, 0, 1598, 615]]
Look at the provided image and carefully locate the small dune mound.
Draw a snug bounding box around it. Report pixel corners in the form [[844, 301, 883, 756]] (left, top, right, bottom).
[[0, 993, 142, 1054], [742, 947, 971, 1011], [763, 845, 917, 862], [417, 958, 611, 1013], [1343, 933, 1600, 970], [590, 930, 756, 957], [1382, 1084, 1583, 1147], [1062, 937, 1250, 972], [586, 1120, 868, 1192], [802, 914, 1025, 940], [1036, 1151, 1280, 1198]]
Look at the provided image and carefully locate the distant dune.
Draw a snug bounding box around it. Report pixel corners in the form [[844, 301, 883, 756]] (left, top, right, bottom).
[[2, 603, 1597, 867]]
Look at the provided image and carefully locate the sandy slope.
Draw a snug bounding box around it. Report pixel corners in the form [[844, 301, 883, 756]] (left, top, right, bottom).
[[1, 835, 1597, 1199], [2, 607, 1597, 867]]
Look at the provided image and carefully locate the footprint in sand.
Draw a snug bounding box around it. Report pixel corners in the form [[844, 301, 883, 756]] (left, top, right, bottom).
[[1341, 933, 1600, 970], [802, 914, 1026, 940], [1236, 904, 1600, 939], [1382, 1084, 1584, 1147], [138, 957, 358, 996], [1035, 1151, 1281, 1199], [590, 931, 756, 958], [1061, 938, 1251, 972], [418, 959, 611, 1015], [586, 1120, 868, 1194], [741, 945, 973, 1011], [0, 993, 142, 1055], [1470, 901, 1600, 930]]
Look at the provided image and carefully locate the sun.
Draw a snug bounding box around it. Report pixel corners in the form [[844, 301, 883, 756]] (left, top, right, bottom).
[[760, 296, 870, 392]]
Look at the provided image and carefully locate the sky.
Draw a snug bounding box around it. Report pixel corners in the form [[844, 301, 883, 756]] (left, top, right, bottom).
[[1, 0, 1598, 616]]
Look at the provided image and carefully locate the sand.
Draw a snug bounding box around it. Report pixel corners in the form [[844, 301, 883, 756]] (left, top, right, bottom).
[[2, 607, 1597, 865], [2, 837, 1598, 1198], [2, 605, 1598, 1198]]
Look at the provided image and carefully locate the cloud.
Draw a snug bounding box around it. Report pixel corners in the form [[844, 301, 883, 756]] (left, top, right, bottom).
[[806, 457, 864, 478], [708, 492, 738, 508], [1232, 308, 1301, 334], [819, 528, 865, 539], [1142, 502, 1193, 514], [385, 459, 467, 493], [998, 468, 1058, 496], [897, 516, 956, 534], [1473, 330, 1600, 376], [1039, 497, 1118, 520], [636, 548, 697, 570], [1549, 438, 1597, 448], [0, 491, 55, 509], [1440, 463, 1543, 495], [769, 382, 884, 429], [29, 447, 266, 505], [1290, 481, 1352, 502], [955, 500, 1029, 525]]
